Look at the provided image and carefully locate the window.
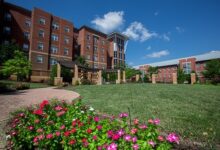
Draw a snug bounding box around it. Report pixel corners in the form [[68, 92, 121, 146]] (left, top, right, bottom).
[[4, 13, 11, 21], [94, 63, 98, 69], [50, 45, 58, 54], [37, 42, 44, 50], [51, 34, 58, 41], [101, 48, 105, 54], [24, 32, 30, 39], [23, 43, 29, 51], [64, 48, 69, 55], [38, 30, 44, 38], [25, 19, 31, 27], [64, 26, 70, 33], [101, 57, 105, 62], [87, 34, 90, 40], [94, 46, 98, 52], [102, 40, 105, 45], [119, 52, 122, 59], [93, 36, 98, 44], [50, 58, 57, 65], [114, 59, 117, 65], [36, 55, 43, 63], [86, 45, 90, 50], [86, 55, 90, 60], [39, 18, 46, 25], [114, 51, 117, 58], [64, 36, 69, 44], [183, 62, 191, 74], [3, 40, 9, 45], [52, 22, 59, 30], [3, 26, 11, 34], [93, 56, 98, 62]]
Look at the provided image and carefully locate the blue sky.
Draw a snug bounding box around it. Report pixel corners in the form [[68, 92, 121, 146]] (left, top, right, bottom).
[[6, 0, 220, 66]]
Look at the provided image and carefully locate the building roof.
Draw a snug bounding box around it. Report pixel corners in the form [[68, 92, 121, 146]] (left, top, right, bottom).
[[79, 25, 107, 37], [107, 32, 129, 40], [134, 50, 220, 68]]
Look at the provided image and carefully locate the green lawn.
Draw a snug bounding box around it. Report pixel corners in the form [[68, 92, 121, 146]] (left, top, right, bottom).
[[64, 83, 220, 147]]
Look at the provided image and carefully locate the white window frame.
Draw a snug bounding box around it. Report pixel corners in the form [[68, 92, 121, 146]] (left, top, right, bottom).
[[38, 30, 44, 38], [50, 58, 57, 65], [25, 19, 31, 27], [50, 45, 58, 54], [52, 22, 59, 30], [51, 34, 58, 41], [36, 55, 43, 63], [64, 48, 69, 55], [64, 26, 70, 33], [37, 42, 44, 50], [39, 18, 46, 25], [24, 32, 30, 39], [23, 43, 29, 50], [64, 36, 69, 44]]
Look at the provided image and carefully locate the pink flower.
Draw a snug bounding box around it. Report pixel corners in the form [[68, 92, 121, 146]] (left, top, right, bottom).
[[154, 118, 160, 125], [107, 130, 114, 138], [107, 143, 117, 150], [97, 125, 102, 130], [11, 131, 17, 136], [94, 116, 99, 122], [158, 135, 164, 141], [133, 118, 139, 125], [28, 126, 34, 131], [19, 113, 25, 117], [117, 129, 125, 136], [33, 137, 38, 143], [56, 111, 66, 117], [148, 119, 154, 124], [40, 100, 49, 109], [64, 131, 70, 137], [55, 105, 63, 111], [69, 139, 76, 145], [131, 128, 138, 134], [166, 133, 180, 144], [148, 140, 155, 147], [34, 119, 40, 124], [56, 131, 61, 136], [38, 134, 44, 140], [93, 135, 97, 140], [124, 135, 131, 142], [112, 134, 120, 140], [37, 128, 43, 133], [132, 136, 137, 143], [139, 124, 147, 130], [46, 133, 53, 139], [132, 144, 139, 150], [119, 112, 128, 118], [60, 125, 65, 130]]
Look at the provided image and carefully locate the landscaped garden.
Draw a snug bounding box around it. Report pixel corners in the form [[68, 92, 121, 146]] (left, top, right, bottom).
[[63, 83, 220, 149]]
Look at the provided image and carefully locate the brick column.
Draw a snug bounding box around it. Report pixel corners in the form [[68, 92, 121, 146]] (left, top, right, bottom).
[[172, 73, 177, 84], [72, 64, 79, 85], [152, 74, 156, 84], [191, 73, 196, 85], [123, 71, 126, 83], [136, 74, 140, 82], [116, 70, 121, 84], [54, 63, 63, 86], [97, 70, 102, 85]]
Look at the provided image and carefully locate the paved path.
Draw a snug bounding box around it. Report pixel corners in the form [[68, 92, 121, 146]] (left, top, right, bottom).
[[0, 87, 80, 121]]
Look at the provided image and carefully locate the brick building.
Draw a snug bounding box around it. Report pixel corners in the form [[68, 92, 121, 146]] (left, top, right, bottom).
[[136, 51, 220, 83], [0, 1, 128, 82]]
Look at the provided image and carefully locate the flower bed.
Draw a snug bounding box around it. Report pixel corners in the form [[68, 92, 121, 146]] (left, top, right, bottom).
[[6, 100, 179, 149]]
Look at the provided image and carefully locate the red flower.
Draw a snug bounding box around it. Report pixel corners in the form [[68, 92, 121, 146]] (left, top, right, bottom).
[[78, 122, 84, 127], [56, 111, 66, 117], [69, 140, 76, 145], [64, 131, 71, 137], [56, 131, 61, 136], [93, 135, 97, 140], [40, 100, 49, 109], [71, 128, 76, 134], [97, 125, 102, 130], [28, 126, 34, 131], [54, 105, 63, 111], [87, 128, 92, 134], [33, 109, 43, 115], [94, 116, 99, 122], [72, 120, 77, 126], [60, 125, 65, 130], [112, 134, 120, 140], [46, 133, 53, 139], [82, 138, 87, 143]]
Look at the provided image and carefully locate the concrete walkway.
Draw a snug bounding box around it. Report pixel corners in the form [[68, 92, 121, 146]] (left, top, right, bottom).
[[0, 87, 80, 121]]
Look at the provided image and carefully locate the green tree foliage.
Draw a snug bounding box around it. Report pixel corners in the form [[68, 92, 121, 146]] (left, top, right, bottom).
[[125, 66, 141, 79], [202, 59, 220, 84], [177, 68, 186, 84], [148, 66, 158, 77], [61, 67, 73, 83], [49, 65, 57, 85], [0, 43, 21, 65], [76, 56, 89, 67], [1, 50, 31, 81]]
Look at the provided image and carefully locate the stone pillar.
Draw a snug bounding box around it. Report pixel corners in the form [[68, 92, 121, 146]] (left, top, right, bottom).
[[116, 70, 121, 84], [191, 73, 196, 85], [172, 73, 177, 84], [123, 71, 126, 83], [107, 73, 110, 81], [87, 72, 92, 81], [136, 74, 140, 82], [97, 70, 102, 85], [54, 63, 63, 86], [152, 74, 156, 84], [72, 64, 79, 85]]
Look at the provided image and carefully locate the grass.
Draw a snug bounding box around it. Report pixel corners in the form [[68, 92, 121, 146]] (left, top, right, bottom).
[[64, 83, 220, 148], [0, 80, 50, 89]]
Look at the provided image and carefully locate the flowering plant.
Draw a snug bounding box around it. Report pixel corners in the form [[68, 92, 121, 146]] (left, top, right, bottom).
[[6, 99, 179, 149]]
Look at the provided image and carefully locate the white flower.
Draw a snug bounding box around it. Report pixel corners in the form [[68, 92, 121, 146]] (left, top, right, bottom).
[[81, 111, 85, 114], [72, 118, 76, 121], [89, 107, 94, 111], [6, 135, 11, 140]]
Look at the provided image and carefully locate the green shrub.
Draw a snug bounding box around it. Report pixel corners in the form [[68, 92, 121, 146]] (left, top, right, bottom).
[[14, 82, 30, 90], [80, 78, 91, 85], [49, 65, 57, 85]]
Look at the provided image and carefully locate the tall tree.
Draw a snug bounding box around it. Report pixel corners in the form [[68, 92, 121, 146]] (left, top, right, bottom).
[[1, 50, 31, 81], [148, 66, 158, 77]]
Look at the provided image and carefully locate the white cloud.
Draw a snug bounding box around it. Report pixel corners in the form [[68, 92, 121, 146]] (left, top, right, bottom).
[[176, 26, 184, 33], [91, 11, 124, 33], [123, 22, 157, 42], [161, 34, 170, 41], [146, 50, 170, 58], [146, 46, 152, 50]]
